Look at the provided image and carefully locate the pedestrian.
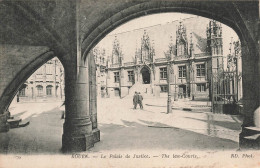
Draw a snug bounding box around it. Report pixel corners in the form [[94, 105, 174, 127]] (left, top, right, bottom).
[[133, 91, 138, 109], [17, 94, 19, 102], [138, 92, 143, 109], [61, 101, 65, 119]]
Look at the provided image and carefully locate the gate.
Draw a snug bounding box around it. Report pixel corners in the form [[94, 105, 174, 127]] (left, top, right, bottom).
[[211, 70, 241, 114]]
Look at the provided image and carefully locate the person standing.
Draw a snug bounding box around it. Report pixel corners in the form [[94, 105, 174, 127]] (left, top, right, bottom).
[[138, 92, 143, 109], [133, 91, 138, 109]]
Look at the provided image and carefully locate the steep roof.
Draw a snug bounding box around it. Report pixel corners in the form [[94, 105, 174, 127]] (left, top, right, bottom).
[[95, 16, 237, 63]]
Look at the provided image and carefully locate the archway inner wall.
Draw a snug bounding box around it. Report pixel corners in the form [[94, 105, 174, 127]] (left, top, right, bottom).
[[0, 45, 55, 132]]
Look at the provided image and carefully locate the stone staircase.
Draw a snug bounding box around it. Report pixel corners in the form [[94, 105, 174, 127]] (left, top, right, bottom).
[[124, 83, 154, 98], [7, 115, 30, 129]]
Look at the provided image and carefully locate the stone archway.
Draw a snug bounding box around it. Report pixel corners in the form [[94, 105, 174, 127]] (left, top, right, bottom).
[[0, 47, 54, 118], [140, 67, 151, 84], [0, 0, 257, 152], [80, 1, 259, 150]]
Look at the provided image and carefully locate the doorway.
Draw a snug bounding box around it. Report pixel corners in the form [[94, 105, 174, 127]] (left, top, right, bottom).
[[179, 85, 186, 98], [114, 88, 120, 97], [141, 67, 150, 84]]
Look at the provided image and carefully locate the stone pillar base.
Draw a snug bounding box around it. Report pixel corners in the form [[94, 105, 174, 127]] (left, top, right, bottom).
[[92, 128, 100, 143], [62, 133, 94, 152], [0, 112, 10, 133], [0, 123, 9, 132], [239, 127, 260, 150]]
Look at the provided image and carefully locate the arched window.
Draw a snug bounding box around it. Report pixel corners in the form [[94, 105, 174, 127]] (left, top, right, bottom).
[[46, 85, 53, 96], [19, 84, 27, 97], [36, 85, 43, 96]]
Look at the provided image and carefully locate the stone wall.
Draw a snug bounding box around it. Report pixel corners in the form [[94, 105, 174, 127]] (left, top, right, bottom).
[[0, 45, 54, 114]]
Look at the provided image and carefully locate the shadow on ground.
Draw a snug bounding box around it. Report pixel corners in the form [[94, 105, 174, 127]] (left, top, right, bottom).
[[91, 119, 239, 152], [0, 105, 240, 154], [0, 107, 63, 154], [184, 114, 242, 131]]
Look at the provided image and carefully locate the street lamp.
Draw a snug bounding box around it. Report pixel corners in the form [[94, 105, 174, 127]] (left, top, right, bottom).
[[167, 62, 172, 114], [166, 53, 174, 114]]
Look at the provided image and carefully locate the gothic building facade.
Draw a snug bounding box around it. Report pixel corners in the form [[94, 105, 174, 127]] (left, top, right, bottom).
[[93, 18, 240, 100]]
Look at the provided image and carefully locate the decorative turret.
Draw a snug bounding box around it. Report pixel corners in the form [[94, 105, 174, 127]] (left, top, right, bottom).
[[134, 46, 138, 64], [234, 40, 241, 58], [106, 56, 110, 68], [111, 36, 123, 66], [176, 21, 188, 56], [101, 49, 106, 65], [227, 38, 241, 71], [140, 30, 154, 63], [164, 36, 175, 60], [206, 20, 223, 56], [206, 20, 224, 73], [189, 33, 194, 58], [150, 39, 155, 62]]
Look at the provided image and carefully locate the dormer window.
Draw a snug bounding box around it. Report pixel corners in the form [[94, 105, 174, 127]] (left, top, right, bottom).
[[178, 43, 185, 56]]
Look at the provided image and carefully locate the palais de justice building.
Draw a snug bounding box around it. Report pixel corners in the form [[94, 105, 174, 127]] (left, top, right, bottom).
[[93, 17, 230, 100], [18, 17, 240, 101]]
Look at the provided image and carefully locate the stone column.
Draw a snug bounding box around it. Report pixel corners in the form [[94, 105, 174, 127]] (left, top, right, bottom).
[[62, 61, 94, 152], [88, 53, 100, 143], [239, 41, 260, 148], [0, 111, 9, 132], [42, 65, 47, 98]]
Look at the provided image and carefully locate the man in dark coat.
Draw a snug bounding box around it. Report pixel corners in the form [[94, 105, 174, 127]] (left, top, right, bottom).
[[138, 92, 143, 109], [133, 91, 138, 109]]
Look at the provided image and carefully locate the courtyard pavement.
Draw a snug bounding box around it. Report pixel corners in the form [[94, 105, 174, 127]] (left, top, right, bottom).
[[0, 97, 243, 154]]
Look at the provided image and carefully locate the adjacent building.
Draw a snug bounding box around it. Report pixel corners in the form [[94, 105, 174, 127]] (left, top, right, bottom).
[[17, 57, 64, 101]]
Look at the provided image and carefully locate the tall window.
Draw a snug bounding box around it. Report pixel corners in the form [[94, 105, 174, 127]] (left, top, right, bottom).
[[197, 84, 206, 92], [142, 46, 149, 61], [46, 85, 52, 96], [19, 88, 26, 96], [178, 44, 184, 56], [160, 85, 167, 92], [37, 85, 43, 96], [196, 64, 205, 76], [46, 63, 53, 75], [179, 66, 186, 78], [19, 84, 27, 96], [160, 67, 167, 79], [114, 72, 120, 83], [128, 71, 134, 82]]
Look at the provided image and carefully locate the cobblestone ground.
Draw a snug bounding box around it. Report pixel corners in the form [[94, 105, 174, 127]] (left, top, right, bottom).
[[0, 97, 242, 154]]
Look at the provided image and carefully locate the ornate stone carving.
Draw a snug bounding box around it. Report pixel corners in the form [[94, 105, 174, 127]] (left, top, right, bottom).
[[176, 21, 188, 56]]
